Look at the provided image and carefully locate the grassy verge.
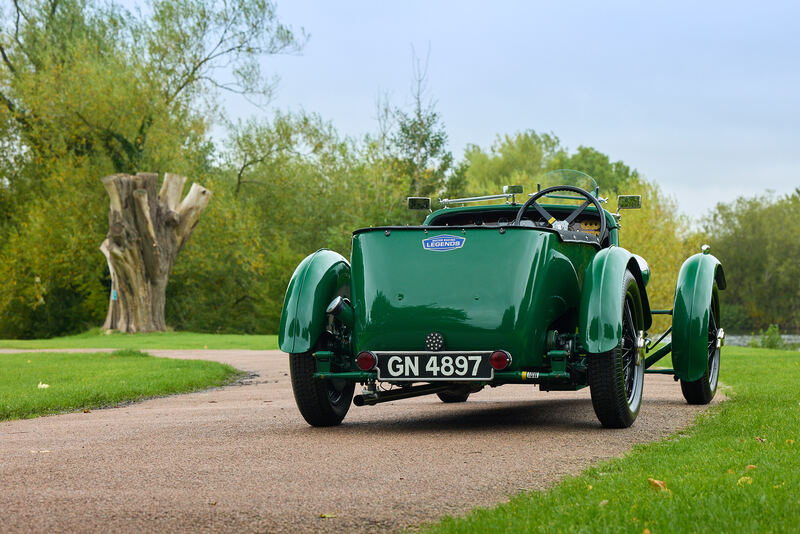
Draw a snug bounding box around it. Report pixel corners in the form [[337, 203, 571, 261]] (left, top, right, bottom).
[[0, 328, 278, 350], [0, 350, 242, 421], [426, 346, 800, 533]]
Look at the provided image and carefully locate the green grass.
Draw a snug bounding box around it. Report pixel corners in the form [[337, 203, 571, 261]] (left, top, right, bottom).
[[0, 349, 242, 420], [426, 346, 800, 533], [0, 328, 278, 350]]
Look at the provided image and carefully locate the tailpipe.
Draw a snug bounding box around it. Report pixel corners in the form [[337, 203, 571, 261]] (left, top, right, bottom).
[[353, 383, 452, 406]]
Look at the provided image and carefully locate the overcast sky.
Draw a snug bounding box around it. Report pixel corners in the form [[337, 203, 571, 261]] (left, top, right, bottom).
[[223, 0, 799, 218]]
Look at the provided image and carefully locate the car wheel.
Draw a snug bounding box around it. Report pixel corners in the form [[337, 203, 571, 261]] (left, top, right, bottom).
[[289, 352, 354, 427], [588, 270, 645, 428], [436, 388, 470, 403], [680, 284, 721, 405]]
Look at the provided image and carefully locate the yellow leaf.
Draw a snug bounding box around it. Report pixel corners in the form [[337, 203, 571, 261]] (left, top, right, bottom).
[[319, 513, 336, 519], [37, 382, 50, 389], [737, 476, 753, 486]]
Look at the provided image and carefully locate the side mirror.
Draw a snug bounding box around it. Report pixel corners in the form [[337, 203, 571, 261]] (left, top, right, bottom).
[[503, 185, 523, 195], [616, 195, 642, 213], [407, 197, 431, 210]]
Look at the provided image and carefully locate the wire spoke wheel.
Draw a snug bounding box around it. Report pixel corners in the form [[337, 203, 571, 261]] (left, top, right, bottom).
[[588, 270, 644, 428], [621, 300, 641, 405]]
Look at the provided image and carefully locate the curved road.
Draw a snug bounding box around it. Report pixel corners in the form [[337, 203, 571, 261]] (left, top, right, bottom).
[[0, 349, 720, 533]]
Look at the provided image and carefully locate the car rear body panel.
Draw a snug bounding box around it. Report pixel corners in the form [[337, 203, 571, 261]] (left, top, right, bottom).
[[350, 227, 596, 368]]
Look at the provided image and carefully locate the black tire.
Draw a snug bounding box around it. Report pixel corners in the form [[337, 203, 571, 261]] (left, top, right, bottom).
[[680, 285, 721, 405], [289, 352, 354, 427], [588, 270, 645, 428], [436, 388, 470, 403]]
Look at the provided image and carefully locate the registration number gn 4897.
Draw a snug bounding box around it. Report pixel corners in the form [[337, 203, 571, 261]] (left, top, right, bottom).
[[374, 351, 493, 381]]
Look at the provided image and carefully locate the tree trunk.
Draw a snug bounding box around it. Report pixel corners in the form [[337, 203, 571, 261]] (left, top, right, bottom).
[[100, 172, 211, 333]]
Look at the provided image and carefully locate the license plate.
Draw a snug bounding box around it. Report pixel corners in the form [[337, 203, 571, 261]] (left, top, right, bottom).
[[374, 351, 493, 381]]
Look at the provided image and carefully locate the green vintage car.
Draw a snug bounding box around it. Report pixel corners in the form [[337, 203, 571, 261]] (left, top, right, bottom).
[[279, 170, 725, 428]]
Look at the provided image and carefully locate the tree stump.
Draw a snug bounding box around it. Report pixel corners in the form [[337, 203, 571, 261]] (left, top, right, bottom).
[[100, 173, 211, 333]]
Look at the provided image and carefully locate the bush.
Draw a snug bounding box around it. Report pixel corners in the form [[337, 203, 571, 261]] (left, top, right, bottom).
[[760, 324, 786, 349], [749, 324, 787, 350]]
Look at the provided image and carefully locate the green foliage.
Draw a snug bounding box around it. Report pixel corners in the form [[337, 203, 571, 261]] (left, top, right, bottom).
[[704, 190, 800, 332], [725, 304, 753, 333], [0, 2, 747, 340], [390, 102, 452, 198], [454, 131, 640, 199], [0, 0, 302, 338], [0, 350, 240, 420], [426, 346, 800, 533]]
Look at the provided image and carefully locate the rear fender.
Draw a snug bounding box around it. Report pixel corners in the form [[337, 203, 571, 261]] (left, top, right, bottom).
[[672, 252, 726, 381], [579, 247, 652, 354], [278, 249, 351, 354]]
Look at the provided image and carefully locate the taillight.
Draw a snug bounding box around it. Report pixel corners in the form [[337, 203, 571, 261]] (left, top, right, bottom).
[[489, 350, 512, 370], [356, 351, 377, 371]]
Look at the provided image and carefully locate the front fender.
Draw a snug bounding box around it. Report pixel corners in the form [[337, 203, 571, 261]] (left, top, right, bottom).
[[278, 249, 351, 354], [672, 252, 726, 381], [579, 247, 652, 354]]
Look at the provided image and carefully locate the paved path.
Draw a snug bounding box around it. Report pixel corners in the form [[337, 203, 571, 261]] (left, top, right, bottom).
[[0, 349, 720, 533]]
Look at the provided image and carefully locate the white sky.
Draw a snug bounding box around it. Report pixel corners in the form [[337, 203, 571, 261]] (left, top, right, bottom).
[[230, 0, 798, 219]]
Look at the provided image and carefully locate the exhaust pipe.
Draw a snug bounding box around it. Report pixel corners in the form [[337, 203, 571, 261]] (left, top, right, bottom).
[[353, 383, 453, 406]]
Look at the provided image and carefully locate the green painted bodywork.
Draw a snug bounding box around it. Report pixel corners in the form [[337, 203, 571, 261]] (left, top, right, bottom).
[[350, 226, 596, 369], [671, 252, 726, 381], [278, 198, 725, 389], [579, 247, 652, 354], [278, 249, 351, 354]]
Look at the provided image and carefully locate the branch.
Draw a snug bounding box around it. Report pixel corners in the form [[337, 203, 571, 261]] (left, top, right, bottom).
[[101, 175, 124, 213], [175, 183, 212, 248], [48, 0, 60, 19], [0, 89, 17, 115], [158, 173, 186, 211], [235, 151, 273, 195], [165, 43, 243, 106], [76, 110, 142, 171], [0, 44, 17, 75]]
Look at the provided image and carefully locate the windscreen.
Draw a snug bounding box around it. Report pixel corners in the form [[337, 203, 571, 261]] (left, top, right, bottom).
[[534, 169, 599, 199]]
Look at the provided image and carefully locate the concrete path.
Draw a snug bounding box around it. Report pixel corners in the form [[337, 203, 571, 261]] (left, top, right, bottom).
[[0, 349, 719, 533]]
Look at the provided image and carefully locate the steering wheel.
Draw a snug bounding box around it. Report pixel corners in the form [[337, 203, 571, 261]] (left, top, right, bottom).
[[512, 185, 607, 243]]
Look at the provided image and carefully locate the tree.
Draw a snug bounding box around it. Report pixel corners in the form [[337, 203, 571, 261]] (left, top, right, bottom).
[[704, 190, 800, 332], [456, 131, 640, 198], [0, 0, 303, 337], [101, 172, 211, 332], [388, 49, 453, 198]]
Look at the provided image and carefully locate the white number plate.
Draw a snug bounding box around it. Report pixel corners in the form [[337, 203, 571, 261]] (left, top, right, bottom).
[[374, 351, 493, 381]]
